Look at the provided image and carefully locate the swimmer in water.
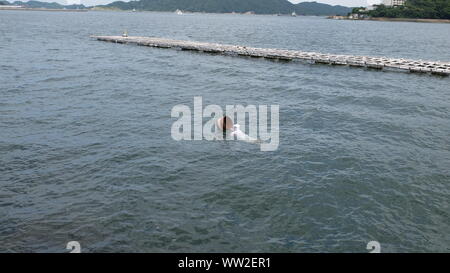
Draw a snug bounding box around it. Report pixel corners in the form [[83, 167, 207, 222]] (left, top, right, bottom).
[[216, 116, 259, 143]]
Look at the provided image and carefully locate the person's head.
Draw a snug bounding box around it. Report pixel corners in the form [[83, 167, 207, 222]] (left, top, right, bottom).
[[216, 116, 233, 131]]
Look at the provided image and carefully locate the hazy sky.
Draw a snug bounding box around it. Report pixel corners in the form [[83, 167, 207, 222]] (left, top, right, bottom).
[[20, 0, 384, 8]]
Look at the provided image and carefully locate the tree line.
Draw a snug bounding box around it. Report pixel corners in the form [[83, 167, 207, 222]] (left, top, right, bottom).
[[368, 0, 450, 19]]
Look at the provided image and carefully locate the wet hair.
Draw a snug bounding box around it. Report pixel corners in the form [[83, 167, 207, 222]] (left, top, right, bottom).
[[217, 116, 233, 133]]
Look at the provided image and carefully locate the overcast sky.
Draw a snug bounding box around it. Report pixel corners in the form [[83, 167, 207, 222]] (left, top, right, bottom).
[[18, 0, 384, 8]]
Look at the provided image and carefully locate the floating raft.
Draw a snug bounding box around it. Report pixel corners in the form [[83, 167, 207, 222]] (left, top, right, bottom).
[[92, 35, 450, 76]]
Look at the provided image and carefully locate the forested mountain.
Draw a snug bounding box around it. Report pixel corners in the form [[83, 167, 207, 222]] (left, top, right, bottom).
[[1, 0, 351, 15], [102, 0, 351, 16]]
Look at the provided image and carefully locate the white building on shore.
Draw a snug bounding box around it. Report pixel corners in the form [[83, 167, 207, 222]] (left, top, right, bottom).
[[382, 0, 406, 6]]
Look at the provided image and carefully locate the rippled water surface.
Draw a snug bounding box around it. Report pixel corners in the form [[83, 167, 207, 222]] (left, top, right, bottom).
[[1, 10, 449, 252]]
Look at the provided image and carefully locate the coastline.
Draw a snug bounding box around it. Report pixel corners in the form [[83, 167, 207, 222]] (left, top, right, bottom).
[[0, 7, 88, 12], [328, 16, 450, 24], [88, 7, 322, 16]]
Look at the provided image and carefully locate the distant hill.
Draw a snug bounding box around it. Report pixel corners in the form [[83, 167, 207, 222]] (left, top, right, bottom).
[[101, 0, 351, 16], [1, 0, 351, 15], [7, 1, 86, 9], [296, 1, 350, 16]]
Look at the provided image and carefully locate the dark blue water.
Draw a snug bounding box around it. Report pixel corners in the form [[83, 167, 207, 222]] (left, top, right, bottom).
[[0, 10, 449, 252]]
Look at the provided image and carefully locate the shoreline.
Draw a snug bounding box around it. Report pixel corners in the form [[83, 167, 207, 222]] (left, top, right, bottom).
[[90, 8, 318, 16], [328, 16, 450, 24], [0, 6, 337, 17], [0, 7, 88, 12]]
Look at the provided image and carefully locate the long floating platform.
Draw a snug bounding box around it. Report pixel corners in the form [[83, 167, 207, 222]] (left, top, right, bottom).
[[92, 35, 450, 76]]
